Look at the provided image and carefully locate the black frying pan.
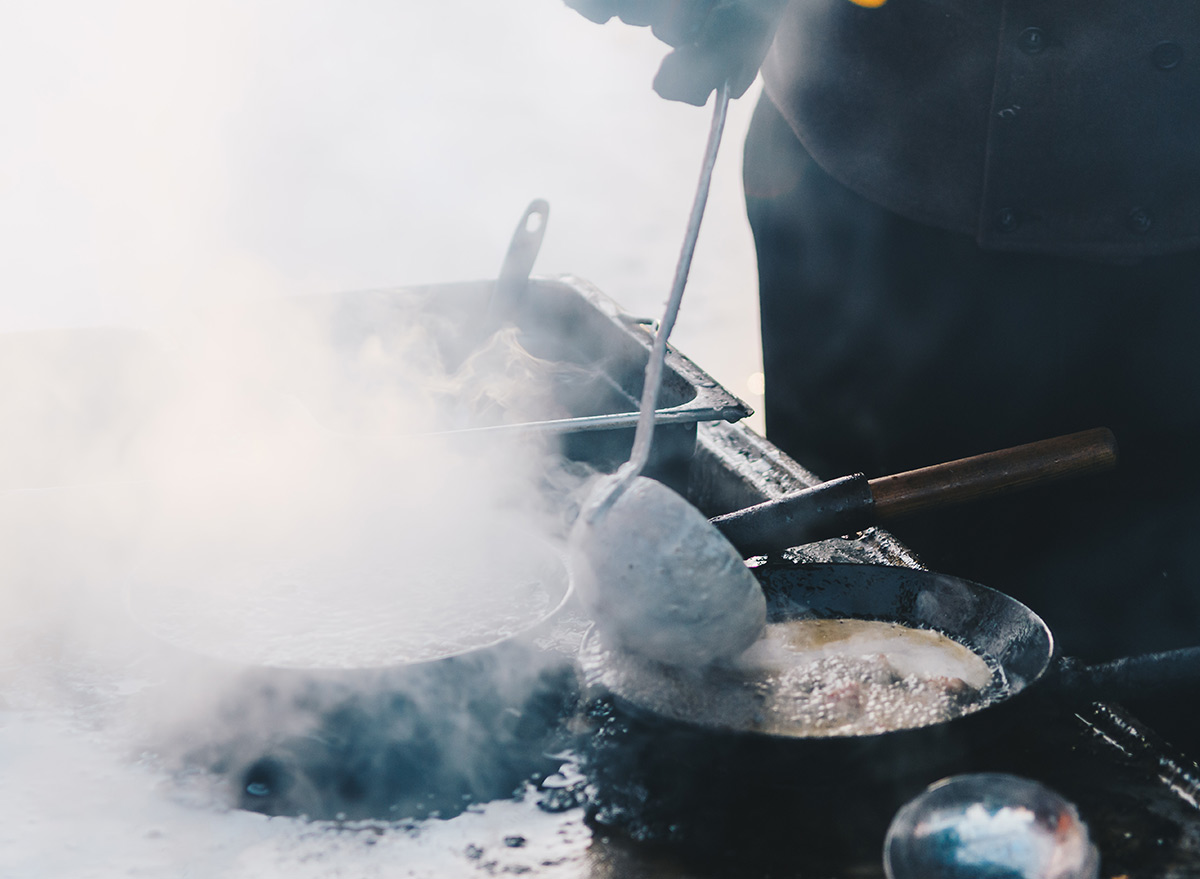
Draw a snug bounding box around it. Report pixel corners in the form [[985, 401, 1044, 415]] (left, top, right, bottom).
[[122, 526, 572, 678], [580, 562, 1200, 784]]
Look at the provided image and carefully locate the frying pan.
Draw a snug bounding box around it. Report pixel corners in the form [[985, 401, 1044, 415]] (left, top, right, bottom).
[[123, 517, 573, 677], [121, 516, 578, 821], [579, 561, 1200, 784], [711, 428, 1119, 557]]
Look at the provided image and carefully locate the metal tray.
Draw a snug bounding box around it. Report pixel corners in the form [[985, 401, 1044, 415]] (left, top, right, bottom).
[[290, 274, 752, 486]]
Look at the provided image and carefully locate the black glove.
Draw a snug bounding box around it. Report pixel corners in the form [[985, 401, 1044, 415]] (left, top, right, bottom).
[[565, 0, 789, 106]]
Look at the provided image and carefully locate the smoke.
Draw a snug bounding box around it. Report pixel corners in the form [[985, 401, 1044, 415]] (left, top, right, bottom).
[[0, 27, 595, 865], [0, 272, 598, 842], [0, 0, 768, 872]]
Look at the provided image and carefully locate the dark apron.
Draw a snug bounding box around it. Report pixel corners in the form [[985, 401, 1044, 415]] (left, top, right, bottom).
[[743, 93, 1200, 750]]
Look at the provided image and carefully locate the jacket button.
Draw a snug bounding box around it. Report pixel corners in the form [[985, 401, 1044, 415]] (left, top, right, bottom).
[[1128, 207, 1153, 233], [1152, 41, 1183, 70], [995, 208, 1020, 233], [1019, 27, 1046, 54]]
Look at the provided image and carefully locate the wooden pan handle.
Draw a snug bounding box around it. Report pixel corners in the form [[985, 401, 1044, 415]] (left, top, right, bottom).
[[868, 427, 1119, 520]]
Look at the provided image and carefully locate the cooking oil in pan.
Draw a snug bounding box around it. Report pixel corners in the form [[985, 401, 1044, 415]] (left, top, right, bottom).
[[586, 618, 1004, 738], [741, 619, 998, 737]]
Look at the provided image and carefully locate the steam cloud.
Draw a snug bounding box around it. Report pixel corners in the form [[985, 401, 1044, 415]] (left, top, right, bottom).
[[0, 287, 589, 833], [0, 0, 762, 872]]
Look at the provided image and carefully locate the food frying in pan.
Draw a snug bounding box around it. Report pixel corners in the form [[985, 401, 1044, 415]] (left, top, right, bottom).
[[583, 616, 1003, 738], [740, 619, 997, 737]]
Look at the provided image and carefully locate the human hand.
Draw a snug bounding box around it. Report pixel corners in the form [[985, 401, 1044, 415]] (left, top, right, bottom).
[[565, 0, 787, 105], [565, 0, 884, 106]]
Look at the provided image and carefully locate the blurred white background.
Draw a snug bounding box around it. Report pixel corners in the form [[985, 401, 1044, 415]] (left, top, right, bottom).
[[1, 0, 765, 425]]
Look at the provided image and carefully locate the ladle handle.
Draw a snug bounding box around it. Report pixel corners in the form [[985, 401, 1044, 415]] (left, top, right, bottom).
[[589, 81, 731, 520], [868, 428, 1118, 520], [450, 199, 549, 371], [488, 199, 549, 328]]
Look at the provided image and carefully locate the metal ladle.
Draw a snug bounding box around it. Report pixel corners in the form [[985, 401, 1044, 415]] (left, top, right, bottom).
[[487, 198, 549, 331], [567, 82, 767, 668]]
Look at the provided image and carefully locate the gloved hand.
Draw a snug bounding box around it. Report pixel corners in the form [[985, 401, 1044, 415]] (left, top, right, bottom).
[[565, 0, 883, 106], [566, 0, 788, 105]]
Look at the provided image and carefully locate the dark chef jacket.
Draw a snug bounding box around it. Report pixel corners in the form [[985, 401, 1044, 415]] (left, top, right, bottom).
[[758, 0, 1200, 261]]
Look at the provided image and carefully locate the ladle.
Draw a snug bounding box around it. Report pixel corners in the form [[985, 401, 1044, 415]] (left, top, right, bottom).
[[450, 198, 549, 367], [487, 198, 549, 330], [568, 81, 768, 668]]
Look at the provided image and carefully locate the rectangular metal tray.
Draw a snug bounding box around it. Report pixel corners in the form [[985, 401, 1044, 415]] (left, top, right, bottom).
[[293, 274, 750, 431], [287, 274, 753, 487]]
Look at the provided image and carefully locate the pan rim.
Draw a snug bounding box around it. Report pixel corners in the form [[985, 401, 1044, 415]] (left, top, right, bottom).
[[581, 561, 1057, 745], [121, 534, 573, 674]]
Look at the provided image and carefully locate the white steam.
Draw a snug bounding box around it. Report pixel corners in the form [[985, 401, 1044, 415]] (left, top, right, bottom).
[[1, 288, 571, 657], [0, 0, 763, 874], [0, 286, 583, 866]]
